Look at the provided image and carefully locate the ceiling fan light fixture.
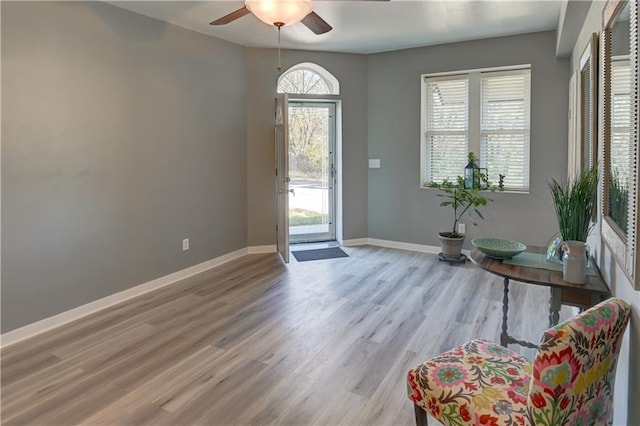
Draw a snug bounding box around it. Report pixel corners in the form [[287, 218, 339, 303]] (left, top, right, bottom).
[[245, 0, 313, 27]]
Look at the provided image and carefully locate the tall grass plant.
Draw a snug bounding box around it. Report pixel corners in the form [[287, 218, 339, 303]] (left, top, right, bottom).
[[549, 165, 598, 242]]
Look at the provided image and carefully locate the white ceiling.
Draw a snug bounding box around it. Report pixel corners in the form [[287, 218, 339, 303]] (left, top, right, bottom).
[[108, 0, 564, 54]]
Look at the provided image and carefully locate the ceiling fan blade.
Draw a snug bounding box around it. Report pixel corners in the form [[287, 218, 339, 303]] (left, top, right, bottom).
[[301, 12, 332, 35], [209, 6, 251, 25]]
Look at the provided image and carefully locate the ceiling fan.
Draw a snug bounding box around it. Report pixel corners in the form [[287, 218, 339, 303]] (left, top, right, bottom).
[[210, 0, 388, 34]]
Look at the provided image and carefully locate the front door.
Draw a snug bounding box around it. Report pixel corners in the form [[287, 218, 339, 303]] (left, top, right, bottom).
[[288, 101, 336, 243], [275, 94, 290, 263]]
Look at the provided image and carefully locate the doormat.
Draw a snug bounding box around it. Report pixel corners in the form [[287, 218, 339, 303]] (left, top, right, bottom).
[[292, 247, 349, 262]]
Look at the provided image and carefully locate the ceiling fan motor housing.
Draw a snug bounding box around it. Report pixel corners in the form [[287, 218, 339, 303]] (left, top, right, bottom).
[[245, 0, 313, 26]]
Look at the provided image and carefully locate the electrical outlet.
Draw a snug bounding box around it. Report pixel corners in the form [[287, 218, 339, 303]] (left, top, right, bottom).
[[368, 159, 381, 168], [458, 224, 466, 234], [182, 238, 189, 251]]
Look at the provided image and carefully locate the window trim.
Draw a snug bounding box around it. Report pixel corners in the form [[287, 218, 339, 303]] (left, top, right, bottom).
[[420, 64, 531, 193], [277, 62, 340, 95]]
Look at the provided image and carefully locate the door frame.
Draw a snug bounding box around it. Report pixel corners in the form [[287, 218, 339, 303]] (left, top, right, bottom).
[[288, 100, 337, 243]]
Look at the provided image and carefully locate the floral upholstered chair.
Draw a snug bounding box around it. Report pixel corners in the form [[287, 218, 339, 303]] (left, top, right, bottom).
[[407, 297, 631, 426]]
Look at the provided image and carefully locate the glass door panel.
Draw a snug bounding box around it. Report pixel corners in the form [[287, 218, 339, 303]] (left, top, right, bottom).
[[288, 102, 335, 243]]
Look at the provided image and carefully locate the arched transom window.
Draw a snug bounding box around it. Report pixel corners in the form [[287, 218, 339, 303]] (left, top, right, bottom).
[[277, 62, 339, 95]]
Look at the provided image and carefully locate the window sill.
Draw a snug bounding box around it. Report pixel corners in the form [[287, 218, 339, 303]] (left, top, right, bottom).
[[420, 185, 530, 195]]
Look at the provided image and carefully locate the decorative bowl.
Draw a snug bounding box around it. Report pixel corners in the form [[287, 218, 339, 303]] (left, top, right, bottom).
[[472, 238, 527, 259]]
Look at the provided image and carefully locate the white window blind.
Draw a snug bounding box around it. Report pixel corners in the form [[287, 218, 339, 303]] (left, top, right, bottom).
[[421, 65, 531, 191], [480, 69, 531, 191], [424, 77, 469, 183], [610, 60, 631, 184]]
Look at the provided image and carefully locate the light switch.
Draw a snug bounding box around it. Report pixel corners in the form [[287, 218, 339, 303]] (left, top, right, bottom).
[[369, 159, 381, 168]]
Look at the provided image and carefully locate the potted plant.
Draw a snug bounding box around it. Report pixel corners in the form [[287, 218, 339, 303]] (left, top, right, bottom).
[[428, 153, 500, 260], [549, 165, 598, 242], [548, 165, 598, 283]]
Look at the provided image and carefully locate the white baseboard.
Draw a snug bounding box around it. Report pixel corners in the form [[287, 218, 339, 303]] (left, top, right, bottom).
[[1, 238, 441, 348], [247, 245, 277, 254], [366, 238, 441, 254], [342, 238, 368, 246], [0, 247, 248, 348]]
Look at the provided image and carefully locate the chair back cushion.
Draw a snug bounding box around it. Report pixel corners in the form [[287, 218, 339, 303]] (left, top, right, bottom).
[[526, 297, 631, 425]]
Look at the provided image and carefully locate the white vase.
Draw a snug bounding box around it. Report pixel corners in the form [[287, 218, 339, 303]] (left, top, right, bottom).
[[562, 240, 587, 284]]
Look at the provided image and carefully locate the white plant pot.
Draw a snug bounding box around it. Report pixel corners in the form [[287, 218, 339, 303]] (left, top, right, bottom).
[[563, 240, 587, 284]]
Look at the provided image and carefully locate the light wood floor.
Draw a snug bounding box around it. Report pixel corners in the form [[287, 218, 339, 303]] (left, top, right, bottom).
[[1, 246, 575, 425]]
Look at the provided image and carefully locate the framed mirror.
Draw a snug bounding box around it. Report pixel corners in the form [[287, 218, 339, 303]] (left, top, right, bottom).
[[601, 0, 639, 287], [579, 33, 598, 173], [570, 33, 598, 177]]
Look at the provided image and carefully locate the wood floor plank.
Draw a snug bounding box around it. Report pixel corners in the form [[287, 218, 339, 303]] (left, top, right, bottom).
[[52, 321, 158, 360], [236, 372, 311, 425], [80, 401, 172, 426], [147, 345, 227, 411], [3, 375, 123, 426], [1, 246, 576, 425], [354, 349, 420, 426], [1, 367, 86, 419], [0, 351, 63, 388], [163, 359, 269, 425]]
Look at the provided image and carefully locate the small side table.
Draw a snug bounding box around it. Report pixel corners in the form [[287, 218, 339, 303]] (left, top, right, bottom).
[[469, 246, 610, 348]]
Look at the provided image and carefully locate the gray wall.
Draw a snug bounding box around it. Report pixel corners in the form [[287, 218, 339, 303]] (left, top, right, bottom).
[[246, 48, 368, 245], [367, 31, 569, 248], [1, 2, 247, 332]]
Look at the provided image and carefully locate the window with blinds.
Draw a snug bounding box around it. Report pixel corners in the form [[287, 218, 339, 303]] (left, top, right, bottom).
[[480, 69, 531, 191], [424, 77, 469, 183], [421, 66, 531, 192]]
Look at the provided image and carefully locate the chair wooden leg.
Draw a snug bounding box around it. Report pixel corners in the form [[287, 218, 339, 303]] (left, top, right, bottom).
[[414, 404, 429, 426]]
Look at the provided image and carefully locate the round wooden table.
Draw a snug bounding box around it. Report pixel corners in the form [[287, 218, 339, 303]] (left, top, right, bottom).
[[469, 246, 610, 348]]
